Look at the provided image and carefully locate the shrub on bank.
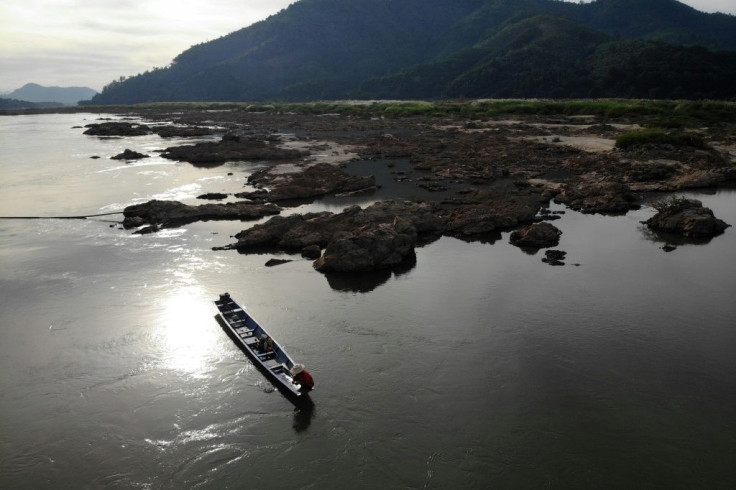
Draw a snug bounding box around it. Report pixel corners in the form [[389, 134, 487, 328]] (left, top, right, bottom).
[[615, 129, 705, 149], [651, 195, 694, 213]]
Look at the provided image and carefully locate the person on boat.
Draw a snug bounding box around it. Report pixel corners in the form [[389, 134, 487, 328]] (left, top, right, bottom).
[[290, 364, 314, 392], [257, 334, 274, 352]]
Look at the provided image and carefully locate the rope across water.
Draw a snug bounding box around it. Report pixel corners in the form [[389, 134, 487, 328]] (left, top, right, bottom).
[[0, 211, 124, 220]]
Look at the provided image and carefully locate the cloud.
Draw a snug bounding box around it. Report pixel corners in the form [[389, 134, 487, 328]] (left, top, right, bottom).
[[572, 0, 736, 14], [671, 0, 736, 13], [0, 0, 296, 91]]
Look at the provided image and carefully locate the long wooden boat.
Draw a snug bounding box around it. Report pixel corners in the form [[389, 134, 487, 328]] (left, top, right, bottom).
[[214, 292, 312, 399]]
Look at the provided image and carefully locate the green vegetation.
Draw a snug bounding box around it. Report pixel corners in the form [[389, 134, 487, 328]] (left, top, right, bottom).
[[71, 99, 735, 125], [615, 129, 706, 149]]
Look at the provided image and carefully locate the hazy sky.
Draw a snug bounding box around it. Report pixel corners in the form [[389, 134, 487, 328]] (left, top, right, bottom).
[[1, 0, 734, 93]]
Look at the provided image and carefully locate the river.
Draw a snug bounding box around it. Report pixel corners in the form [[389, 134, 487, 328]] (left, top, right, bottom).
[[1, 113, 735, 488]]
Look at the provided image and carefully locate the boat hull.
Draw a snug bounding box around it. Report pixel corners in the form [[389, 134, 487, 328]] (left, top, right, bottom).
[[214, 293, 312, 401]]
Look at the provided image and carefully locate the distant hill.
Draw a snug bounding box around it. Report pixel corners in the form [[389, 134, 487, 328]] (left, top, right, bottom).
[[0, 98, 66, 110], [86, 0, 736, 104], [8, 83, 98, 106]]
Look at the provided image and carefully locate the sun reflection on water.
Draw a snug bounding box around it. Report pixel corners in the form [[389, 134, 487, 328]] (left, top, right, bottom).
[[156, 287, 222, 377]]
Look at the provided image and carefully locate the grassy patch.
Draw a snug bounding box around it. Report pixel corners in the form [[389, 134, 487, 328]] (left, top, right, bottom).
[[615, 129, 706, 149]]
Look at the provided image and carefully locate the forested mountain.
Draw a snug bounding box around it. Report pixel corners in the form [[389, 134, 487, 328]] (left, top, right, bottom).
[[562, 0, 736, 50], [361, 15, 736, 99], [86, 0, 736, 104]]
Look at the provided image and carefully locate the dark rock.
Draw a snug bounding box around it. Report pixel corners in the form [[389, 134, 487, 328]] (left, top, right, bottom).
[[661, 244, 678, 252], [134, 224, 160, 235], [83, 122, 151, 136], [417, 181, 448, 192], [160, 135, 308, 165], [237, 163, 376, 202], [444, 192, 542, 236], [556, 176, 638, 214], [510, 222, 562, 248], [265, 258, 292, 267], [232, 200, 444, 273], [234, 212, 334, 251], [197, 192, 228, 200], [645, 198, 730, 238], [111, 149, 148, 160], [629, 160, 680, 182], [231, 194, 552, 273], [90, 155, 101, 159], [301, 245, 322, 259], [537, 214, 561, 221], [234, 200, 442, 253], [542, 249, 567, 266], [123, 216, 145, 228], [154, 126, 215, 138], [313, 217, 418, 272], [122, 199, 280, 230]]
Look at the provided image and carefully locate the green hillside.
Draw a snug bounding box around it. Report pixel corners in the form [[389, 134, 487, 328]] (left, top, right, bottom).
[[361, 15, 736, 99]]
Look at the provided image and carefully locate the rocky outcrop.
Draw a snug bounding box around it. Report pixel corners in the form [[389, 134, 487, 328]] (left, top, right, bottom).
[[197, 192, 228, 200], [665, 169, 731, 190], [88, 107, 735, 275], [313, 217, 417, 272], [237, 163, 376, 202], [555, 174, 639, 214], [233, 212, 336, 251], [230, 196, 550, 272], [233, 200, 443, 253], [265, 258, 292, 267], [231, 200, 442, 272], [510, 222, 562, 248], [542, 250, 567, 266], [111, 149, 148, 160], [83, 121, 216, 138], [161, 133, 308, 165], [301, 245, 322, 259], [122, 199, 280, 230], [444, 192, 542, 236], [645, 198, 730, 238], [357, 200, 445, 237], [83, 121, 151, 136], [154, 126, 215, 138]]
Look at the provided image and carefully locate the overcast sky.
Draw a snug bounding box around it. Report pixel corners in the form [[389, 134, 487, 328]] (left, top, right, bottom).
[[1, 0, 734, 93]]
